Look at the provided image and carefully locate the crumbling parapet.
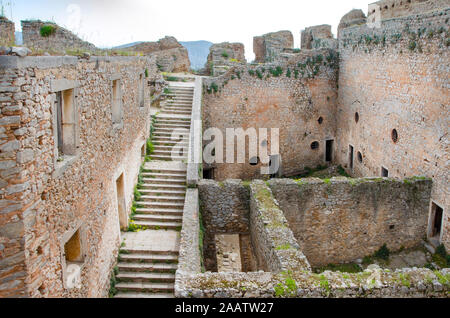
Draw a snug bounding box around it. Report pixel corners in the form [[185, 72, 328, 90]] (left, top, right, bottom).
[[301, 25, 337, 50], [206, 42, 246, 76], [21, 20, 97, 54], [0, 16, 15, 46], [126, 36, 191, 72], [338, 9, 367, 38], [253, 31, 294, 63], [367, 0, 450, 25]]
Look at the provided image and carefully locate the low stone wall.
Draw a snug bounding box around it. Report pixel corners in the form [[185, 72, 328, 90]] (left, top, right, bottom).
[[21, 20, 97, 54], [0, 17, 15, 46], [268, 177, 433, 266], [0, 55, 161, 297], [176, 267, 449, 298]]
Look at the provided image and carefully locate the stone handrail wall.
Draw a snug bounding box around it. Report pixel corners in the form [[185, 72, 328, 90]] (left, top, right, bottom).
[[187, 76, 203, 187]]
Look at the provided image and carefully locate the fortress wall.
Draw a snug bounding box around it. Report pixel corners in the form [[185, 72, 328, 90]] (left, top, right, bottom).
[[337, 8, 450, 250], [367, 0, 450, 24], [269, 177, 432, 266], [0, 55, 160, 297], [202, 50, 339, 181], [0, 17, 15, 46], [21, 20, 96, 54]]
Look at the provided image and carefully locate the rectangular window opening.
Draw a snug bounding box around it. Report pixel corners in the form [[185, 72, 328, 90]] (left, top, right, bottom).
[[381, 167, 389, 177], [326, 140, 334, 162], [349, 145, 354, 170], [112, 79, 122, 124]]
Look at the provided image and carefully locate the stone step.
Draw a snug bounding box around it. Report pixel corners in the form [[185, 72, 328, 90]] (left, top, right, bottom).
[[135, 207, 183, 216], [141, 172, 186, 178], [114, 292, 174, 298], [133, 220, 182, 230], [117, 262, 178, 273], [115, 282, 174, 293], [152, 150, 188, 157], [139, 195, 185, 202], [139, 189, 186, 196], [120, 248, 179, 255], [150, 155, 187, 161], [162, 109, 192, 114], [142, 167, 187, 173], [152, 128, 190, 133], [119, 253, 179, 263], [155, 119, 191, 124], [135, 201, 185, 208], [138, 183, 186, 190], [141, 178, 186, 185], [133, 214, 183, 223], [117, 272, 175, 283], [152, 138, 189, 144], [153, 145, 188, 151], [153, 124, 191, 129]]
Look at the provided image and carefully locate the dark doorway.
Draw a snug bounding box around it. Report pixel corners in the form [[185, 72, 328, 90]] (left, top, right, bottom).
[[349, 145, 354, 170], [431, 203, 443, 238], [326, 140, 334, 162], [381, 167, 389, 177], [204, 168, 215, 180]]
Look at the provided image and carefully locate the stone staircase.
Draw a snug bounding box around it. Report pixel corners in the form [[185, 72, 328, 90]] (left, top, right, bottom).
[[113, 82, 195, 298]]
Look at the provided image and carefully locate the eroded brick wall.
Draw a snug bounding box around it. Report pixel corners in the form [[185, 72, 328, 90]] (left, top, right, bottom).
[[337, 9, 450, 250], [269, 178, 433, 266], [0, 55, 159, 297]]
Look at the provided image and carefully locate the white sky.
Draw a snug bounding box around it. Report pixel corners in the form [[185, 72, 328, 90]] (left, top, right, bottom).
[[9, 0, 370, 60]]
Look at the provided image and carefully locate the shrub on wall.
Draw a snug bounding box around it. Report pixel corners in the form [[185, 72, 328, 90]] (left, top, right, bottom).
[[40, 24, 57, 37]]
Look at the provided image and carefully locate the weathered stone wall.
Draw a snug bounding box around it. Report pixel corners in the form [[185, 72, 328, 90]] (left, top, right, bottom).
[[249, 181, 310, 272], [269, 177, 433, 266], [367, 0, 450, 24], [0, 55, 160, 297], [253, 31, 294, 63], [206, 42, 246, 76], [198, 180, 250, 271], [337, 9, 367, 39], [127, 36, 190, 72], [21, 21, 96, 54], [301, 25, 337, 50], [337, 9, 449, 250], [202, 50, 338, 180], [0, 17, 15, 46]]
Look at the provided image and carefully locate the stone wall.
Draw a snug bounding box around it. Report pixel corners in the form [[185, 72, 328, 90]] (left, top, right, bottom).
[[127, 36, 190, 72], [253, 31, 294, 63], [206, 42, 246, 76], [337, 8, 450, 250], [202, 50, 338, 180], [269, 177, 432, 266], [367, 0, 450, 24], [337, 9, 367, 39], [249, 181, 310, 272], [21, 20, 97, 54], [301, 25, 337, 50], [0, 17, 15, 46], [0, 55, 160, 297]]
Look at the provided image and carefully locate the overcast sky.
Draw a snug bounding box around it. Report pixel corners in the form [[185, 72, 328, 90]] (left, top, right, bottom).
[[5, 0, 369, 60]]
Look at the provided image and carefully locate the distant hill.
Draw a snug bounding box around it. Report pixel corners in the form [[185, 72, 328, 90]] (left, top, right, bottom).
[[180, 40, 213, 70], [113, 39, 213, 71], [113, 41, 143, 49]]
